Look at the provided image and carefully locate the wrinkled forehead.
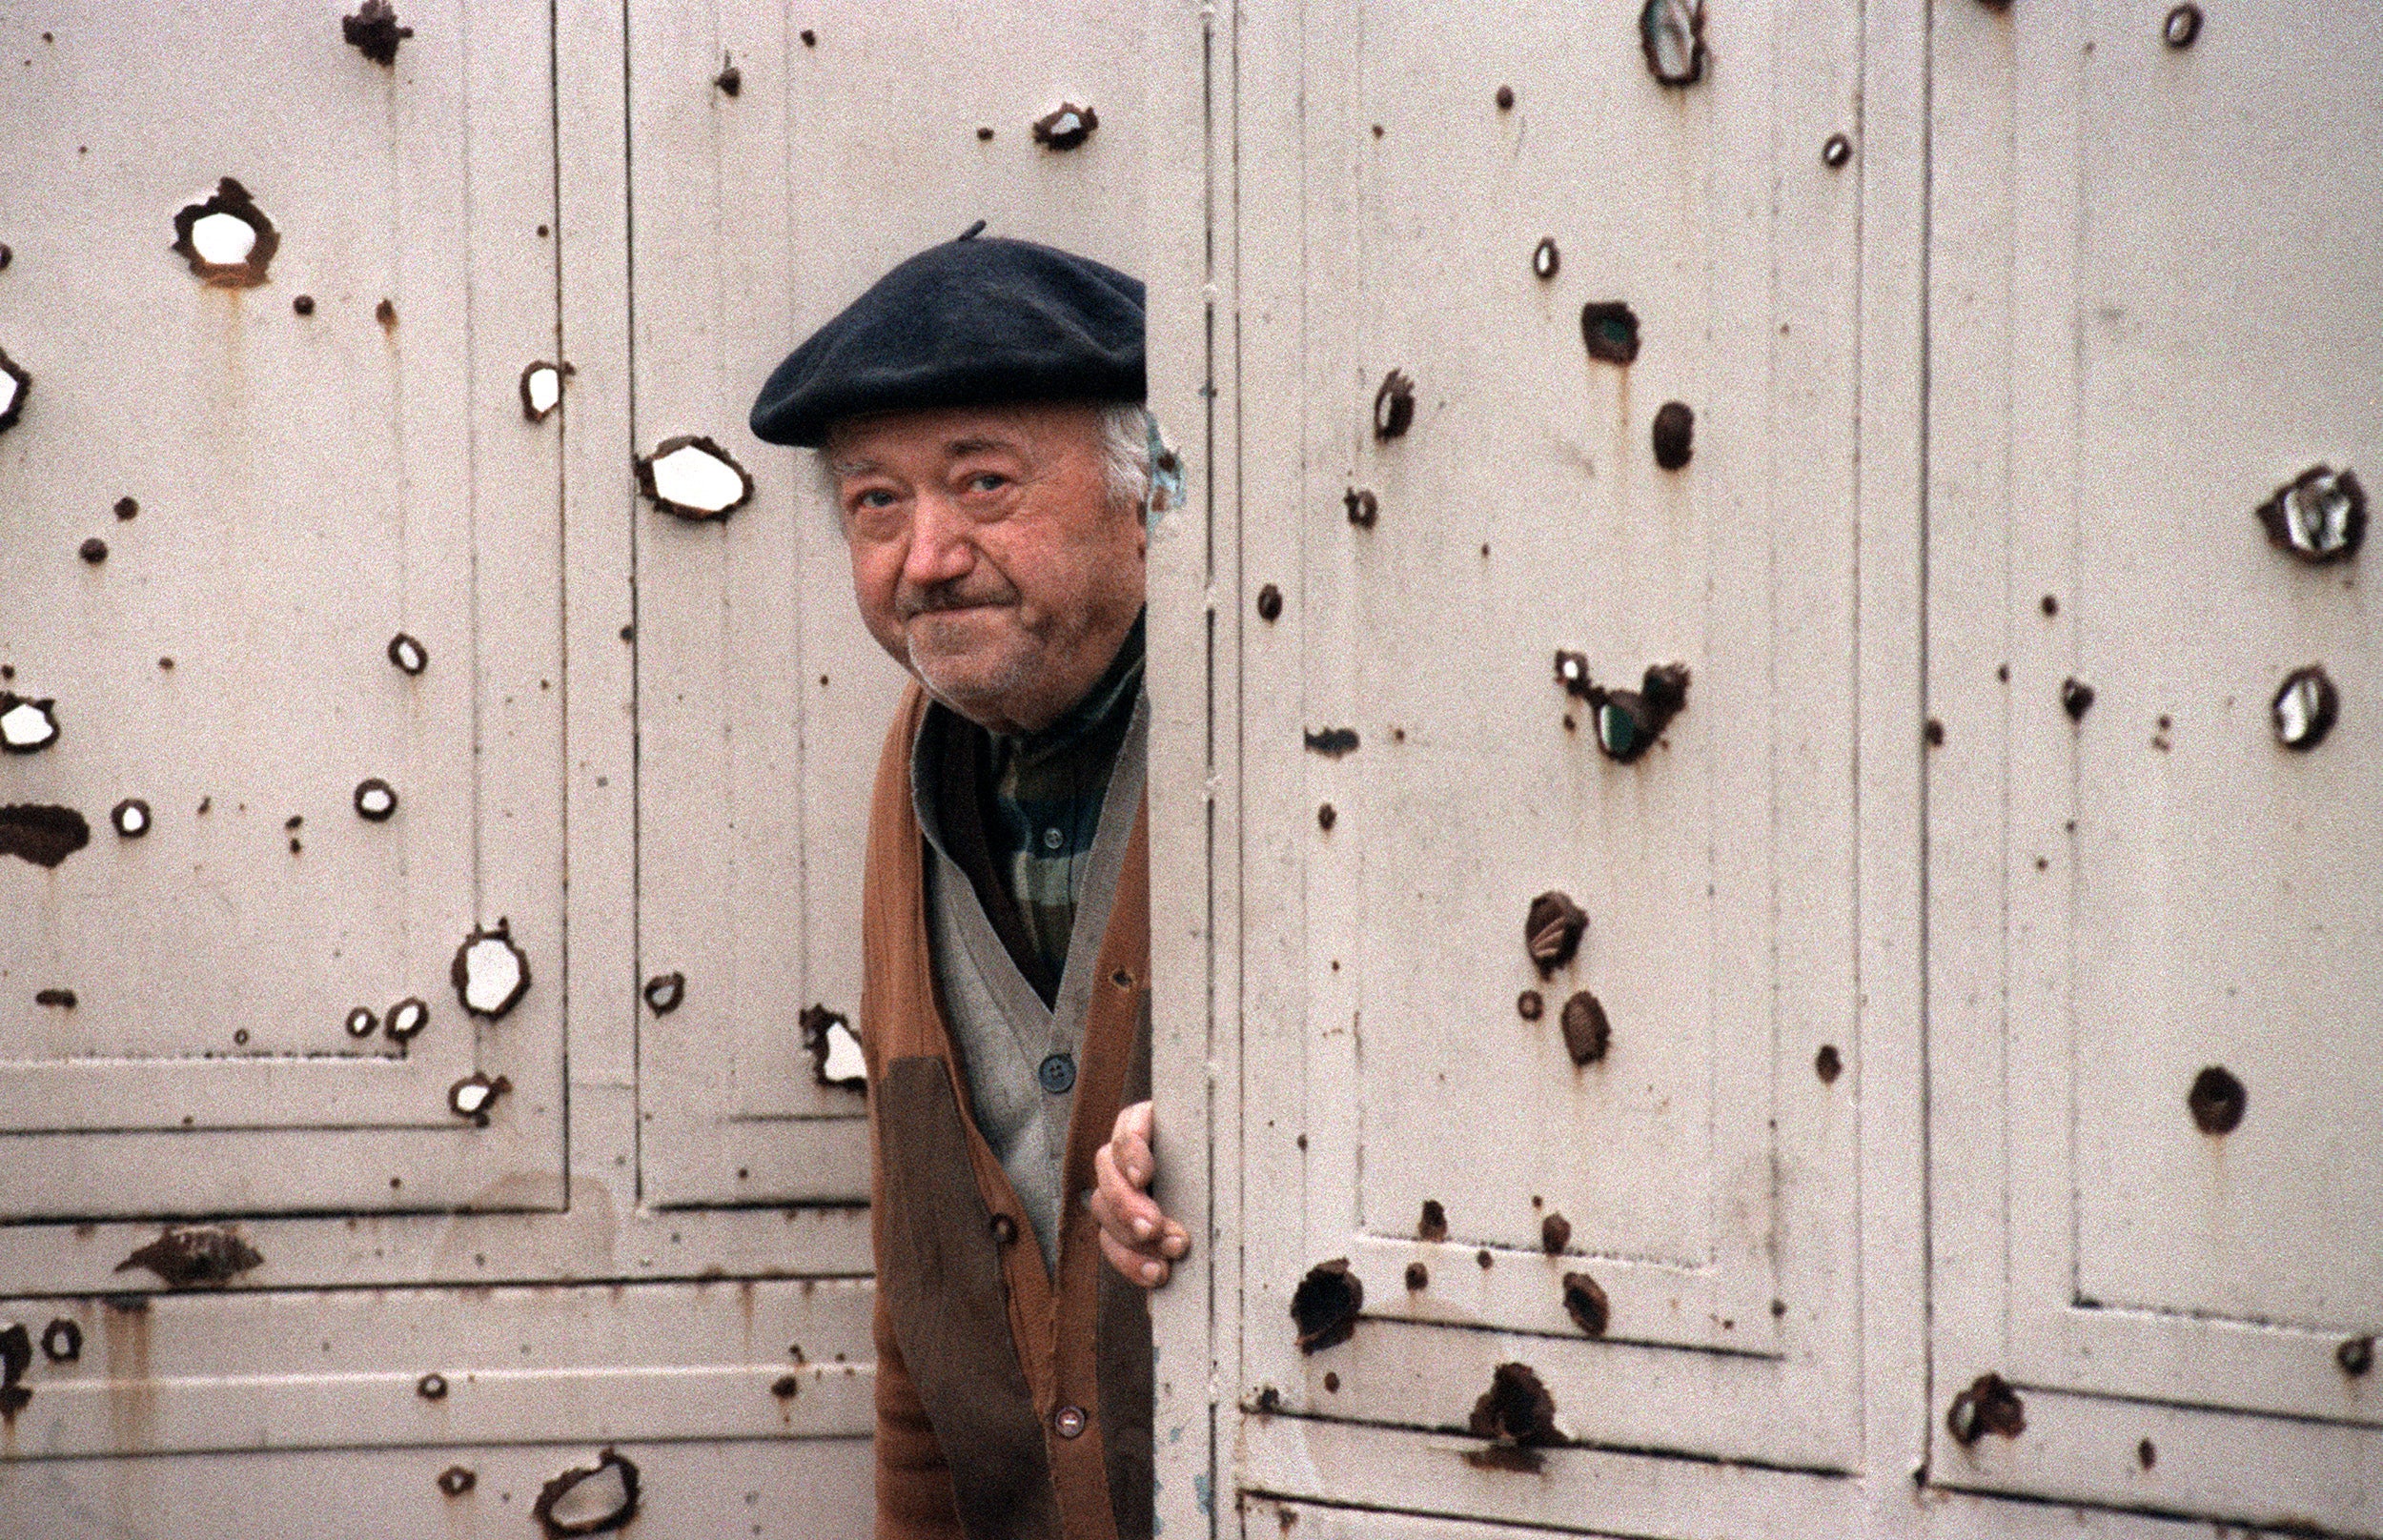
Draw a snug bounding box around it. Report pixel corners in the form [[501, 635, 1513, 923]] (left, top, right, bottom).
[[823, 401, 1101, 476]]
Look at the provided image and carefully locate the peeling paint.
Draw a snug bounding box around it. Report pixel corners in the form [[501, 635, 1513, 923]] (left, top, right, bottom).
[[113, 1226, 263, 1287]]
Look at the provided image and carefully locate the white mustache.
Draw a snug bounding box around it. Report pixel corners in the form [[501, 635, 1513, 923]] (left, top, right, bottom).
[[897, 580, 1017, 620]]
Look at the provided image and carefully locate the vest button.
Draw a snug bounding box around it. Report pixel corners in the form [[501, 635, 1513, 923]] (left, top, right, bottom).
[[1042, 826, 1065, 850], [1037, 1052, 1077, 1095], [988, 1213, 1018, 1246], [1053, 1404, 1088, 1439]]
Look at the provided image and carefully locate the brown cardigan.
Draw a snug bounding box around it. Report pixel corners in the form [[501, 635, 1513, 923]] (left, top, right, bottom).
[[860, 685, 1153, 1540]]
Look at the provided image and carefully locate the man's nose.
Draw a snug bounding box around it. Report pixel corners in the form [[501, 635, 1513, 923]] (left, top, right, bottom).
[[902, 489, 976, 591]]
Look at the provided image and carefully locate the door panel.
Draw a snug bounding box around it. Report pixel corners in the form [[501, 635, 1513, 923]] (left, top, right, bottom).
[[0, 0, 562, 1217], [1927, 1, 2383, 1528]]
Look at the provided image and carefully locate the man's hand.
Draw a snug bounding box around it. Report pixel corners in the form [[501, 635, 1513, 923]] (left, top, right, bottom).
[[1090, 1100, 1190, 1287]]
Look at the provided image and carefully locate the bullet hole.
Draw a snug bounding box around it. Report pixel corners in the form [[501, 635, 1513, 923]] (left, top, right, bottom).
[[1031, 103, 1099, 151], [1291, 1258, 1363, 1353], [286, 815, 304, 832], [1540, 1212, 1571, 1254], [1562, 1271, 1610, 1336], [1323, 1371, 1340, 1392], [642, 972, 684, 1014], [0, 1324, 28, 1419], [171, 179, 278, 288], [2256, 465, 2364, 563], [1303, 727, 1360, 760], [448, 1071, 512, 1126], [1770, 1298, 1788, 1318], [1651, 400, 1695, 471], [438, 1466, 477, 1497], [2187, 1064, 2246, 1135], [637, 435, 754, 520], [289, 837, 303, 854], [1316, 802, 1336, 831], [1342, 486, 1378, 528], [39, 1319, 81, 1363], [714, 55, 741, 96], [519, 361, 566, 423], [292, 294, 314, 315], [1405, 1262, 1429, 1290], [451, 919, 532, 1020], [537, 224, 550, 236], [1578, 301, 1640, 365], [388, 633, 428, 675], [1560, 661, 1691, 763], [385, 997, 430, 1043], [2137, 1437, 2156, 1469], [1491, 84, 1517, 111], [0, 244, 9, 270], [376, 298, 398, 331], [1814, 1044, 1843, 1084], [1517, 989, 1544, 1022], [2162, 3, 2202, 48], [416, 1371, 448, 1401], [1372, 370, 1416, 440], [113, 1226, 263, 1287], [0, 348, 26, 436], [1254, 1385, 1281, 1413], [1639, 0, 1707, 87], [34, 988, 76, 1008], [1, 803, 90, 866], [1256, 583, 1283, 621], [354, 779, 398, 821], [1925, 718, 1945, 747], [1823, 132, 1853, 169], [770, 1373, 799, 1399], [800, 29, 817, 46], [1526, 891, 1588, 977], [977, 126, 995, 141], [114, 496, 138, 520], [802, 1003, 866, 1090], [532, 1449, 642, 1538], [0, 693, 60, 753], [159, 658, 173, 670], [2338, 1335, 2375, 1377], [1945, 1373, 2026, 1445], [1996, 663, 2009, 682], [344, 1006, 379, 1039], [233, 1028, 248, 1044], [2062, 679, 2095, 721], [1532, 237, 1559, 279], [342, 2, 414, 66], [1560, 991, 1611, 1065], [1470, 1361, 1560, 1453], [620, 624, 635, 642], [2041, 593, 2059, 617], [1417, 1200, 1449, 1242], [1477, 1248, 1495, 1269], [2271, 665, 2338, 752], [78, 537, 107, 564]]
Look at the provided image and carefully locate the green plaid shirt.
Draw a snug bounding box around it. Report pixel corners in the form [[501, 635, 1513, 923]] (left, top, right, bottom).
[[983, 613, 1146, 999]]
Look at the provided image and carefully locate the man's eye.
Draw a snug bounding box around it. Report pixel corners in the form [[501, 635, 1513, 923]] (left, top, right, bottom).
[[966, 473, 1008, 494], [852, 489, 897, 510]]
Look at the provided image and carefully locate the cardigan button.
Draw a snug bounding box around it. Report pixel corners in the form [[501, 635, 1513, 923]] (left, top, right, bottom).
[[988, 1213, 1018, 1246], [1053, 1405, 1088, 1439]]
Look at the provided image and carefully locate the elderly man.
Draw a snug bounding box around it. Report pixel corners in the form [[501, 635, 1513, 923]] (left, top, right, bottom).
[[750, 227, 1190, 1540]]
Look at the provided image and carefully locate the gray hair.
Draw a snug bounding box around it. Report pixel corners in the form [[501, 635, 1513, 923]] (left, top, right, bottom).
[[814, 401, 1159, 530]]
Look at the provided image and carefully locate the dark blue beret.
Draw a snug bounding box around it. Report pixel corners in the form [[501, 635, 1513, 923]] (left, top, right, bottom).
[[748, 229, 1145, 448]]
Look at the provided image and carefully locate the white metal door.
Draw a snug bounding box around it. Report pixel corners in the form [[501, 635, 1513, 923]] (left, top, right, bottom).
[[1926, 1, 2383, 1530]]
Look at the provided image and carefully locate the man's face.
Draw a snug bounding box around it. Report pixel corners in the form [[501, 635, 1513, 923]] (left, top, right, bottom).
[[828, 402, 1147, 737]]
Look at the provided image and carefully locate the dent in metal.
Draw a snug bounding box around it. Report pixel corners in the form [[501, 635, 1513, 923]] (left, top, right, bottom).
[[171, 178, 279, 288], [533, 1448, 642, 1537], [637, 435, 754, 521], [1291, 1258, 1363, 1354], [1, 803, 90, 867], [451, 919, 531, 1020], [802, 1004, 866, 1091], [114, 1226, 264, 1287]]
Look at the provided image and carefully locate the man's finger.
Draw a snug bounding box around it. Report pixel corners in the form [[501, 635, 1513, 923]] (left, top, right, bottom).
[[1100, 1227, 1171, 1289], [1091, 1142, 1163, 1242]]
